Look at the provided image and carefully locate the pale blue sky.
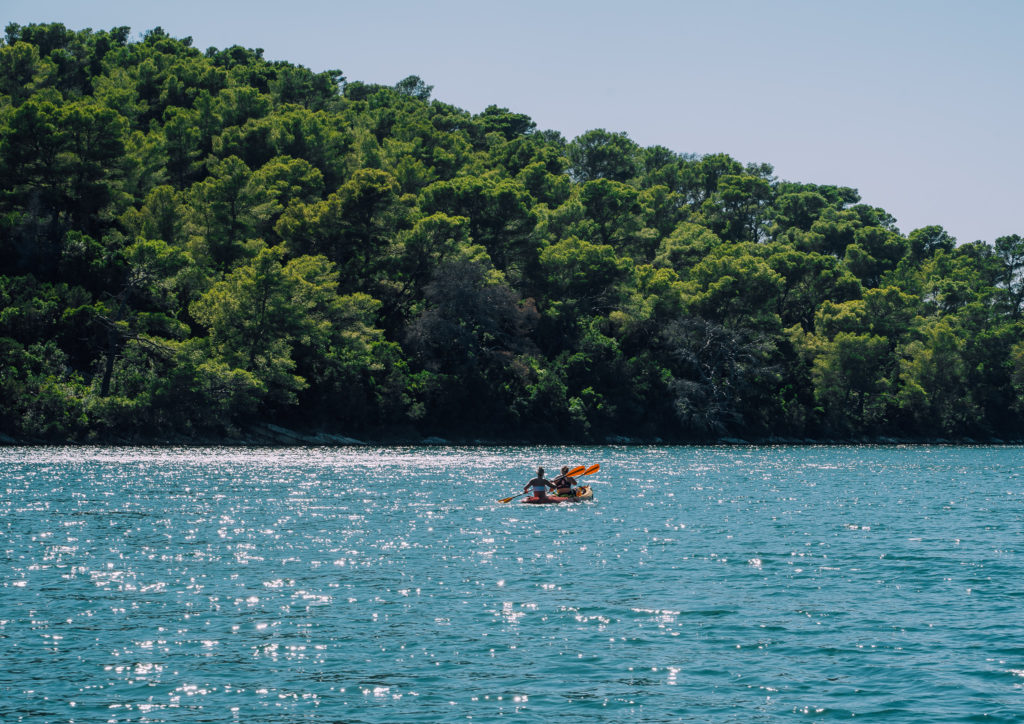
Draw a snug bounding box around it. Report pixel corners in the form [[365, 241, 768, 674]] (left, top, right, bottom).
[[6, 0, 1022, 244]]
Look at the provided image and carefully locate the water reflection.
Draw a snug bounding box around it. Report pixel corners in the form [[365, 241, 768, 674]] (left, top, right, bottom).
[[0, 445, 1021, 722]]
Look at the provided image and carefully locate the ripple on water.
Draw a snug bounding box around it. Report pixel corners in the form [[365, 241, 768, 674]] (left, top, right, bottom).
[[0, 444, 1022, 722]]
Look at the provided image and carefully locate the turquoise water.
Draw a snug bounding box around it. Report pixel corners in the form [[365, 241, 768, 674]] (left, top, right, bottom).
[[1, 445, 1022, 722]]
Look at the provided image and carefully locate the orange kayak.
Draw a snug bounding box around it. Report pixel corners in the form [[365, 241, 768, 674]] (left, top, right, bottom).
[[520, 485, 593, 504]]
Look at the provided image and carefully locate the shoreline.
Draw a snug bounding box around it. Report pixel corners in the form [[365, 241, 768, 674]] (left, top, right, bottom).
[[1, 424, 1020, 447]]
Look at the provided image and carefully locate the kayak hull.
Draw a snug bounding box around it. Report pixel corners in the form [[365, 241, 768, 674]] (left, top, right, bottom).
[[520, 485, 593, 504]]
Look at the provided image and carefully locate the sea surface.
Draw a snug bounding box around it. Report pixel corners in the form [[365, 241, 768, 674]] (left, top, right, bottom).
[[1, 445, 1022, 722]]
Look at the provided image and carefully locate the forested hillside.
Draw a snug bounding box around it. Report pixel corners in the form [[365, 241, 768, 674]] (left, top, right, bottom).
[[2, 23, 1023, 443]]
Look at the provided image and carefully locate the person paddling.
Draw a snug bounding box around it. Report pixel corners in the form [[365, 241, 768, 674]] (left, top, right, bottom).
[[523, 467, 556, 501], [553, 466, 578, 497]]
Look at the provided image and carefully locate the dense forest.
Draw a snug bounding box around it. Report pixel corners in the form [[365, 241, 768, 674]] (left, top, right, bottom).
[[2, 23, 1023, 443]]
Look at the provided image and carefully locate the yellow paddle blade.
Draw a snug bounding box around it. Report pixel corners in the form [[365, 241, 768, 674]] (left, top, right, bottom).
[[580, 463, 600, 476]]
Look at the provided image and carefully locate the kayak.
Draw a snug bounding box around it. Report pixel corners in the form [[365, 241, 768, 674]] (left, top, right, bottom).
[[520, 485, 593, 504]]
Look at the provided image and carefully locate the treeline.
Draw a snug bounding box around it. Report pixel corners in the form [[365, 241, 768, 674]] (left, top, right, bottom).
[[2, 23, 1023, 443]]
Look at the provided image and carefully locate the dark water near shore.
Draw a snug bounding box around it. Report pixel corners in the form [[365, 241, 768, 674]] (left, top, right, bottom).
[[1, 445, 1022, 722]]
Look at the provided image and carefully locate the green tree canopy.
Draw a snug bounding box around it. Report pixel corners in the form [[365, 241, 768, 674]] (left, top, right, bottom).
[[1, 22, 1021, 443]]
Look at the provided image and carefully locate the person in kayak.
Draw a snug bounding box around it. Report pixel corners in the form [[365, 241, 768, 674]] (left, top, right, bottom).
[[523, 467, 556, 501], [553, 466, 578, 498]]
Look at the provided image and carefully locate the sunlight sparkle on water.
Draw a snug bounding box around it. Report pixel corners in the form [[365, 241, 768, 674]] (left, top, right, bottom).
[[0, 444, 1021, 722]]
